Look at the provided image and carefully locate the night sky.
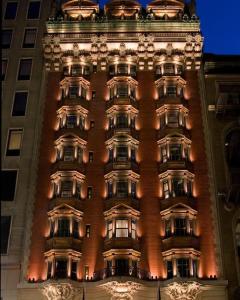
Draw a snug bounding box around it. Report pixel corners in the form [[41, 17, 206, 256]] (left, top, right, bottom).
[[100, 0, 240, 55]]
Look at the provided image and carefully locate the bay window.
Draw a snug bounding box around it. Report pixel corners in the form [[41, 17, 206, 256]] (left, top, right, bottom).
[[177, 258, 190, 277], [172, 178, 184, 197], [116, 181, 128, 198], [175, 218, 187, 236], [169, 144, 182, 160], [61, 181, 73, 197], [116, 114, 128, 128], [57, 219, 70, 237], [116, 146, 128, 161], [66, 115, 77, 128], [116, 219, 128, 237]]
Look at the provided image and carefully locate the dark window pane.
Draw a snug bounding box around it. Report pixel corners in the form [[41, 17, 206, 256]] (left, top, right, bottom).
[[27, 2, 40, 19], [23, 28, 37, 48], [1, 216, 11, 254], [18, 59, 32, 80], [4, 2, 18, 19], [12, 92, 28, 116], [0, 170, 17, 201], [2, 30, 12, 49], [55, 260, 67, 278], [2, 59, 8, 81]]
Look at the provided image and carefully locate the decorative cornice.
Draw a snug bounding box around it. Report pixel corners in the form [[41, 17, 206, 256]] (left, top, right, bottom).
[[41, 282, 81, 300], [165, 281, 201, 300], [99, 280, 142, 300]]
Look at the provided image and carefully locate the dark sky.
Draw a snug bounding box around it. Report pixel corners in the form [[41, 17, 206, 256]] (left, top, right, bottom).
[[100, 0, 240, 55]]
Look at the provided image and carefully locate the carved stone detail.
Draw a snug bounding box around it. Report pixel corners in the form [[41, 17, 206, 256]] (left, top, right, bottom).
[[43, 35, 62, 71], [166, 281, 201, 300], [99, 281, 142, 300], [41, 282, 81, 300]]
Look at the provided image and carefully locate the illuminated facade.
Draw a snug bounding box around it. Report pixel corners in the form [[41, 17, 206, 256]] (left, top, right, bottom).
[[2, 0, 237, 299]]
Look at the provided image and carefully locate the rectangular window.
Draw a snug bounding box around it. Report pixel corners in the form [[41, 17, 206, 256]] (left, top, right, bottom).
[[166, 260, 173, 278], [161, 146, 168, 163], [116, 219, 128, 237], [116, 146, 128, 161], [57, 219, 70, 237], [116, 114, 128, 128], [177, 258, 190, 278], [81, 86, 87, 99], [107, 221, 113, 239], [163, 180, 170, 199], [175, 218, 187, 236], [87, 187, 93, 199], [166, 85, 177, 96], [6, 129, 23, 156], [2, 29, 13, 49], [12, 91, 28, 116], [55, 259, 67, 278], [131, 181, 136, 198], [4, 2, 18, 19], [89, 151, 93, 162], [22, 28, 37, 48], [2, 59, 8, 81], [63, 146, 74, 161], [130, 65, 136, 77], [168, 111, 179, 127], [172, 178, 184, 197], [0, 170, 17, 201], [85, 225, 90, 238], [69, 86, 79, 98], [71, 65, 82, 75], [73, 220, 79, 238], [71, 261, 77, 280], [131, 220, 136, 239], [1, 216, 11, 254], [116, 181, 128, 198], [117, 64, 128, 75], [117, 84, 128, 97], [61, 181, 73, 197], [66, 115, 77, 128], [165, 219, 171, 237], [27, 1, 40, 19], [18, 59, 32, 80], [164, 64, 175, 75], [47, 261, 52, 278], [169, 144, 182, 161], [50, 221, 55, 237], [158, 86, 164, 98], [108, 181, 113, 197]]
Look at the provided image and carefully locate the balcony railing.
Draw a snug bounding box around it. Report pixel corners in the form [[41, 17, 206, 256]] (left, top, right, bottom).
[[106, 96, 138, 109], [158, 160, 193, 173], [160, 195, 196, 211], [59, 97, 89, 110], [104, 195, 139, 210], [106, 127, 139, 140], [55, 128, 88, 141], [105, 160, 139, 173], [51, 160, 86, 174], [104, 236, 140, 251], [45, 237, 82, 251], [93, 266, 150, 281], [162, 236, 200, 251]]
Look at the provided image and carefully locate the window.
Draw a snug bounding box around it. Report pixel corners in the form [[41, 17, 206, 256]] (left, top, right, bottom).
[[61, 181, 73, 197], [63, 146, 74, 161], [108, 182, 113, 197], [130, 65, 136, 76], [172, 178, 184, 197], [85, 225, 90, 237], [168, 111, 179, 126], [161, 146, 167, 163], [177, 258, 190, 277], [107, 221, 113, 239], [4, 2, 18, 19], [166, 260, 173, 279], [166, 85, 177, 96], [87, 187, 93, 199], [22, 28, 37, 48], [170, 144, 182, 161], [2, 59, 8, 81], [117, 84, 128, 97], [69, 86, 79, 98], [73, 220, 79, 238], [55, 259, 67, 278], [131, 181, 136, 198], [116, 181, 128, 198], [117, 64, 128, 74], [192, 259, 198, 277], [116, 114, 128, 128], [57, 219, 70, 237], [27, 1, 40, 19], [116, 146, 128, 161], [47, 261, 52, 278], [163, 180, 170, 199], [49, 221, 55, 237], [18, 59, 32, 80], [12, 91, 28, 116], [0, 170, 17, 201], [71, 65, 82, 75], [92, 90, 96, 99], [1, 216, 11, 254], [66, 115, 77, 128], [116, 219, 128, 237], [89, 151, 93, 162], [6, 129, 23, 156], [165, 219, 171, 237], [71, 261, 77, 280], [90, 121, 95, 128], [131, 148, 136, 162], [175, 218, 187, 236], [225, 130, 240, 168], [2, 29, 12, 48], [164, 64, 175, 75], [131, 220, 136, 239]]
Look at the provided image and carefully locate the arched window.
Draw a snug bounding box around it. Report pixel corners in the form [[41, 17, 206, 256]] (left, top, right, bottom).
[[225, 129, 240, 168]]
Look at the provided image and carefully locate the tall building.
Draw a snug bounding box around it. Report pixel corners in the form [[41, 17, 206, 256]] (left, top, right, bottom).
[[1, 0, 239, 299]]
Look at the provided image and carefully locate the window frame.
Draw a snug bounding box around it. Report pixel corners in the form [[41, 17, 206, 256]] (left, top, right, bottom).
[[6, 128, 23, 156], [0, 169, 18, 202], [4, 2, 18, 20], [115, 219, 129, 238], [2, 29, 13, 49], [1, 215, 12, 255], [17, 58, 33, 81], [11, 90, 28, 117], [22, 27, 38, 48], [26, 1, 41, 20]]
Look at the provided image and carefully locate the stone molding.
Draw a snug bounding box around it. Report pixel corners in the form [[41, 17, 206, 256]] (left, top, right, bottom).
[[41, 281, 81, 300], [165, 281, 201, 300], [99, 280, 142, 300]]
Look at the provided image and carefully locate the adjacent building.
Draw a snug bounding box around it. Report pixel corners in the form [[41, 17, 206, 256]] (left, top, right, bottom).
[[1, 0, 239, 299]]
